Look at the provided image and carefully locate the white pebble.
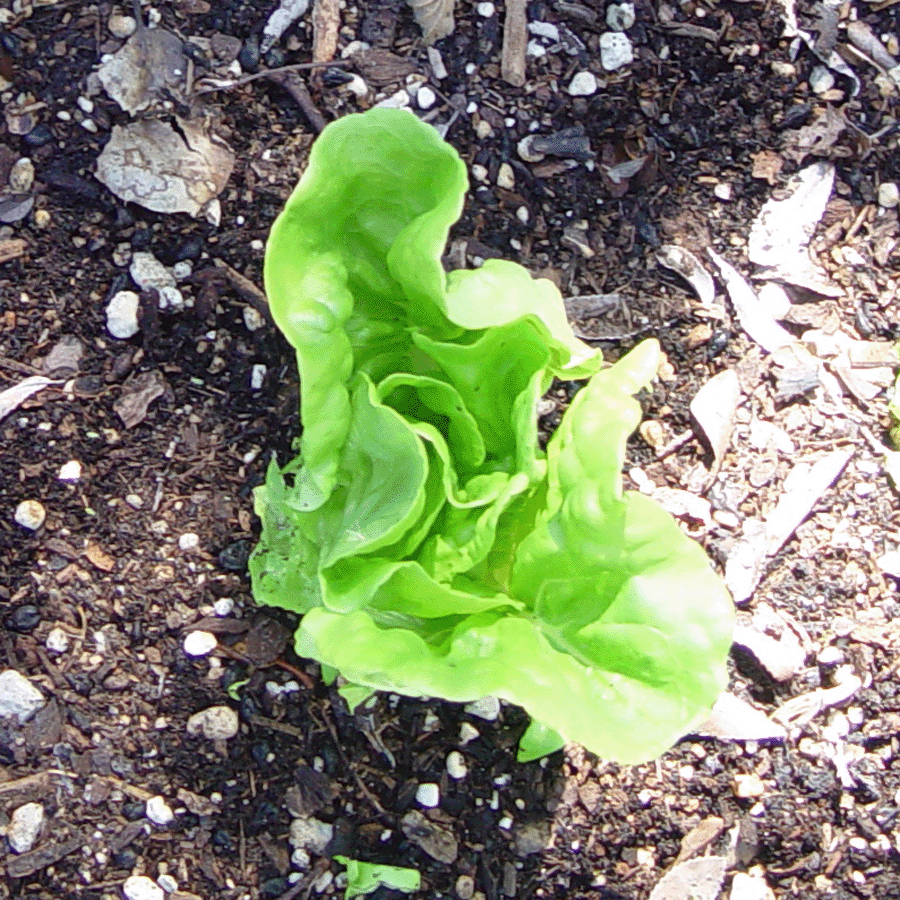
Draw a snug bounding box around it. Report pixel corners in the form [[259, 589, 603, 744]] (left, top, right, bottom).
[[289, 817, 334, 855], [459, 722, 480, 744], [292, 847, 311, 870], [415, 782, 440, 807], [497, 162, 515, 190], [528, 22, 560, 42], [213, 597, 234, 616], [145, 795, 175, 826], [477, 1, 495, 16], [416, 86, 436, 110], [77, 96, 94, 114], [243, 306, 264, 332], [427, 47, 447, 79], [465, 696, 500, 721], [108, 13, 137, 39], [171, 261, 192, 282], [374, 88, 409, 109], [106, 290, 140, 339], [123, 875, 164, 900], [446, 751, 468, 779], [809, 64, 835, 95], [0, 670, 45, 722], [183, 630, 217, 657], [14, 499, 45, 530], [713, 182, 732, 201], [186, 705, 240, 740], [606, 3, 636, 31], [58, 460, 82, 482], [9, 158, 35, 193], [568, 71, 598, 96], [178, 532, 199, 551], [157, 874, 178, 893], [8, 802, 44, 853], [46, 627, 70, 654], [250, 364, 267, 390], [878, 181, 899, 209], [600, 32, 634, 71]]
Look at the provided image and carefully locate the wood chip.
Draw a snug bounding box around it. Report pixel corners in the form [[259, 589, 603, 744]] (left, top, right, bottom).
[[501, 0, 527, 87]]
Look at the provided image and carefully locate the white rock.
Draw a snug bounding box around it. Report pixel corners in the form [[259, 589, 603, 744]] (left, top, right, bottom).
[[729, 871, 771, 900], [878, 181, 899, 209], [568, 70, 598, 96], [123, 875, 164, 900], [528, 22, 560, 42], [213, 597, 234, 616], [714, 182, 733, 201], [243, 306, 264, 331], [9, 158, 35, 193], [178, 532, 199, 551], [526, 39, 548, 58], [250, 364, 267, 390], [108, 13, 137, 39], [497, 162, 515, 190], [291, 847, 311, 870], [809, 64, 835, 95], [146, 795, 175, 826], [131, 252, 174, 290], [157, 874, 178, 893], [606, 3, 636, 32], [172, 261, 192, 281], [599, 32, 634, 71], [416, 86, 436, 110], [183, 630, 217, 657], [427, 47, 447, 79], [415, 782, 440, 807], [157, 285, 185, 311], [374, 89, 409, 109], [289, 817, 334, 855], [46, 627, 70, 654], [106, 290, 140, 338], [58, 460, 82, 482], [186, 705, 240, 740], [464, 696, 500, 721], [459, 722, 480, 744], [14, 499, 46, 530], [8, 802, 44, 853], [446, 751, 467, 780], [477, 1, 495, 16]]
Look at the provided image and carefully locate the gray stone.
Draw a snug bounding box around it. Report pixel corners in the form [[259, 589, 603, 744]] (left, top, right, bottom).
[[289, 816, 333, 855], [8, 802, 44, 853], [186, 706, 239, 741]]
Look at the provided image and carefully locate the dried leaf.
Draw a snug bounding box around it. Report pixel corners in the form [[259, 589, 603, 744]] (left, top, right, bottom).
[[690, 369, 741, 472], [657, 245, 719, 312], [0, 375, 59, 422], [113, 369, 167, 428], [771, 673, 861, 727], [97, 25, 186, 114], [96, 118, 234, 219], [406, 0, 455, 44], [648, 856, 727, 900], [244, 613, 290, 666], [693, 692, 787, 742], [401, 810, 458, 864], [674, 817, 726, 865], [708, 250, 795, 353]]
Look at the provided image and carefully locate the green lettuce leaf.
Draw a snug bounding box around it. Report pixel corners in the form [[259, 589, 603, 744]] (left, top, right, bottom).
[[252, 108, 734, 764]]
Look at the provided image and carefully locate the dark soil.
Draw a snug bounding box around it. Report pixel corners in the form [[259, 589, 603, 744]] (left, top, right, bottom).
[[2, 1, 900, 899]]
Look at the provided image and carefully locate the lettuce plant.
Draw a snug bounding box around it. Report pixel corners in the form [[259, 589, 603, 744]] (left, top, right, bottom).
[[251, 108, 734, 763]]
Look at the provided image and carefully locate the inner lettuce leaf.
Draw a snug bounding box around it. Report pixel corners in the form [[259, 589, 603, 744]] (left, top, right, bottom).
[[252, 108, 734, 763]]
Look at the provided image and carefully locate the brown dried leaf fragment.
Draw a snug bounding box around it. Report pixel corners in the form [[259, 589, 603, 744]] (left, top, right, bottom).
[[113, 369, 167, 428], [406, 0, 454, 44]]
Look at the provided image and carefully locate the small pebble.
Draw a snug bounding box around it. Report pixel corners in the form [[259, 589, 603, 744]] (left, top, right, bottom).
[[878, 181, 899, 209], [156, 874, 178, 893], [123, 875, 164, 900], [446, 750, 468, 780], [415, 782, 440, 808], [289, 817, 334, 855], [528, 22, 560, 42], [213, 597, 234, 616], [9, 158, 35, 193], [58, 460, 82, 482], [183, 630, 218, 657], [733, 773, 765, 798], [291, 847, 311, 870], [14, 499, 45, 530], [599, 32, 634, 71], [108, 13, 137, 39], [477, 1, 495, 16], [8, 802, 44, 853], [496, 162, 515, 190], [606, 2, 636, 31], [186, 705, 240, 740], [178, 532, 199, 552], [243, 306, 264, 332], [455, 874, 475, 900], [464, 696, 500, 721], [459, 722, 480, 744], [427, 46, 447, 79], [416, 86, 436, 110], [34, 209, 51, 228], [145, 795, 175, 826], [809, 64, 835, 95], [0, 670, 45, 721], [250, 364, 267, 390], [713, 182, 733, 201], [568, 70, 598, 96], [107, 290, 140, 339], [46, 627, 70, 654]]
